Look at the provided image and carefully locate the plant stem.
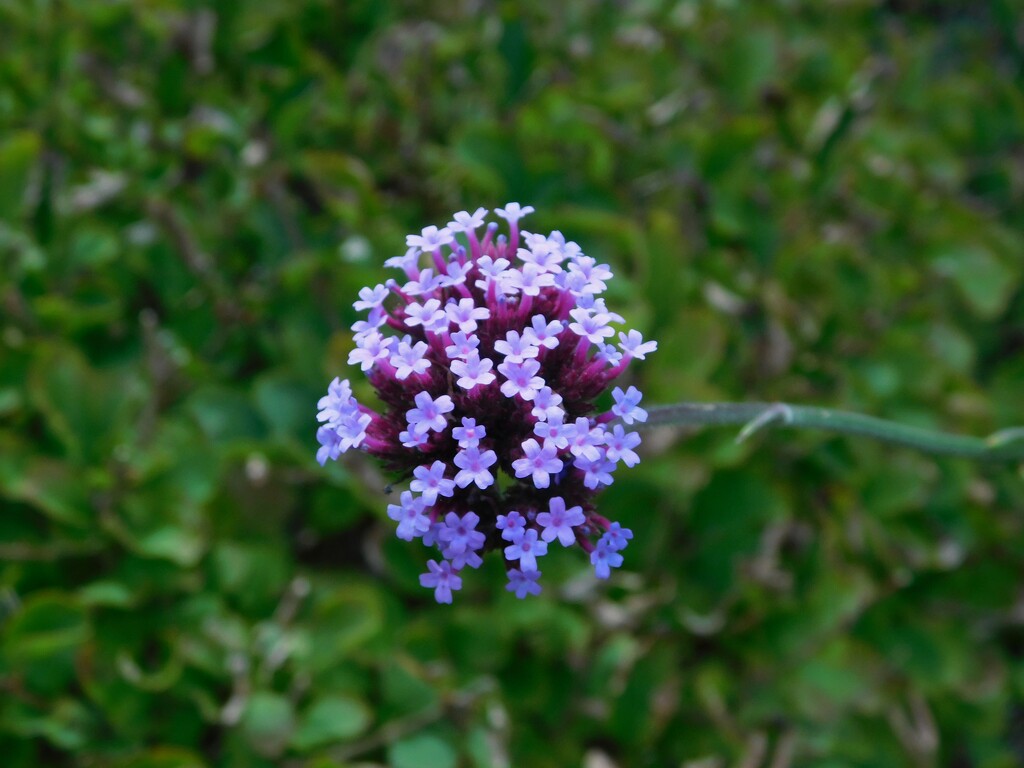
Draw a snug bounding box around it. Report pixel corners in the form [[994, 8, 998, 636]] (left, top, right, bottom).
[[643, 402, 1024, 462]]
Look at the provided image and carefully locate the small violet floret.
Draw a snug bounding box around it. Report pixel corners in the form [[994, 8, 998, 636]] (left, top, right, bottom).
[[419, 560, 462, 603], [387, 491, 431, 541], [506, 568, 542, 599], [536, 496, 585, 547], [504, 528, 548, 572], [410, 461, 456, 506], [452, 417, 486, 447]]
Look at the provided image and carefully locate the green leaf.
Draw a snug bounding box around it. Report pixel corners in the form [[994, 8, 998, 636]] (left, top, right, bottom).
[[381, 661, 440, 719], [0, 131, 40, 218], [932, 244, 1015, 318], [253, 373, 320, 440], [301, 586, 385, 674], [130, 525, 206, 567], [187, 387, 266, 443], [719, 29, 778, 104], [109, 748, 208, 768], [388, 734, 457, 768], [28, 344, 140, 462], [0, 450, 92, 527], [1, 592, 89, 662], [78, 581, 138, 608], [0, 592, 90, 694], [211, 541, 290, 613], [291, 695, 372, 751], [241, 692, 295, 758], [1, 697, 94, 751]]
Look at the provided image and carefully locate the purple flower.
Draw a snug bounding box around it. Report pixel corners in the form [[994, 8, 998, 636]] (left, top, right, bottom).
[[336, 410, 371, 451], [354, 284, 389, 311], [406, 391, 455, 435], [575, 456, 616, 489], [452, 417, 486, 447], [603, 424, 641, 467], [496, 510, 527, 541], [399, 428, 429, 449], [506, 569, 542, 599], [445, 298, 491, 333], [591, 539, 624, 579], [565, 417, 603, 461], [600, 522, 633, 552], [316, 205, 656, 601], [568, 307, 615, 345], [317, 377, 354, 424], [407, 225, 454, 252], [530, 386, 564, 421], [404, 268, 445, 297], [438, 511, 485, 556], [439, 259, 470, 287], [348, 331, 393, 372], [404, 298, 446, 329], [387, 491, 431, 541], [596, 343, 623, 366], [474, 256, 510, 289], [536, 496, 585, 547], [511, 438, 563, 489], [445, 331, 479, 360], [534, 416, 570, 450], [504, 528, 548, 571], [448, 208, 488, 233], [494, 330, 539, 363], [505, 263, 555, 296], [391, 337, 430, 380], [448, 546, 483, 571], [453, 445, 497, 489], [517, 242, 564, 273], [419, 560, 462, 603], [569, 257, 613, 294], [421, 521, 444, 548], [494, 202, 535, 224], [451, 352, 496, 391], [523, 315, 563, 349], [316, 425, 343, 466], [618, 329, 658, 360], [351, 306, 387, 338], [497, 359, 545, 400], [384, 246, 420, 273], [410, 461, 456, 506]]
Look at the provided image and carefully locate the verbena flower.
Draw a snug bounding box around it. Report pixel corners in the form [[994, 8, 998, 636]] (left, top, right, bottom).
[[316, 205, 655, 602]]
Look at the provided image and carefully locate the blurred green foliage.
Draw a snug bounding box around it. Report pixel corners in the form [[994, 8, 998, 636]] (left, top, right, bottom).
[[2, 1, 1024, 766]]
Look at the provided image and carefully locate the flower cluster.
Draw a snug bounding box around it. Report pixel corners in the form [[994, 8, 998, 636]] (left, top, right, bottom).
[[316, 205, 655, 603]]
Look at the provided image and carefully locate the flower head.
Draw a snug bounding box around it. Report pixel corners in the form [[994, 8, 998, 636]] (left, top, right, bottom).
[[316, 205, 655, 601]]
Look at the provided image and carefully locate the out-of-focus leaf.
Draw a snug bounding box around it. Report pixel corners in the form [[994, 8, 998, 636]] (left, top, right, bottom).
[[291, 695, 372, 751], [931, 244, 1014, 319], [1, 592, 89, 662], [240, 691, 295, 758], [187, 387, 266, 444], [0, 592, 90, 694], [0, 131, 40, 218], [388, 733, 457, 768], [1, 698, 94, 751], [28, 344, 141, 462], [300, 585, 385, 673], [0, 449, 92, 527], [110, 748, 208, 768]]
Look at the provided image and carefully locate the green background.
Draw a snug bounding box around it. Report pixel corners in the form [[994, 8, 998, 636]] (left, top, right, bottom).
[[2, 1, 1024, 766]]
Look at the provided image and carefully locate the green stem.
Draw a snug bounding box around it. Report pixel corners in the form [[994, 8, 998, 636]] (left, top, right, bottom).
[[643, 402, 1024, 462]]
